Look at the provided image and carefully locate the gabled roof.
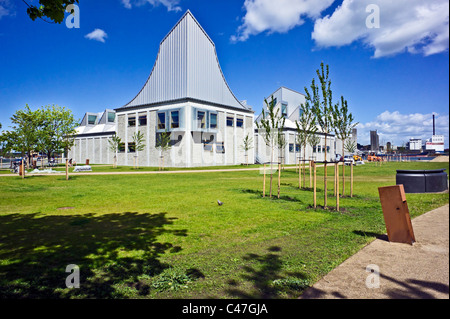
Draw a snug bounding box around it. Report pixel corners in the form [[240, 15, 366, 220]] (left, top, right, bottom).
[[118, 10, 251, 113]]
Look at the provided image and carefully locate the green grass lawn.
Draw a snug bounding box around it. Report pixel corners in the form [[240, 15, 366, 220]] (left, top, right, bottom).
[[0, 161, 448, 299]]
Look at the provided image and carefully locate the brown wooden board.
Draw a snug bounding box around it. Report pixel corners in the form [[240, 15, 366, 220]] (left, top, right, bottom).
[[378, 185, 416, 245]]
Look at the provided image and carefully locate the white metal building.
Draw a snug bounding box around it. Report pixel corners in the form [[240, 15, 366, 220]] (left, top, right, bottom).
[[69, 10, 254, 167]]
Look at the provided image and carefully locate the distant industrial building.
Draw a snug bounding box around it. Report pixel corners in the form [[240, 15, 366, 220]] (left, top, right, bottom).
[[426, 135, 445, 153], [408, 138, 422, 151]]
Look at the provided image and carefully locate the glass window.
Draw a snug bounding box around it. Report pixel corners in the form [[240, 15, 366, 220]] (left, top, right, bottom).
[[128, 116, 136, 127], [289, 144, 294, 152], [295, 144, 300, 152], [118, 143, 126, 153], [281, 103, 288, 117], [88, 115, 97, 125], [216, 142, 225, 153], [157, 112, 166, 130], [197, 111, 206, 129], [226, 117, 234, 127], [317, 145, 321, 153], [210, 113, 217, 129], [107, 112, 115, 123], [139, 115, 147, 126], [128, 142, 136, 153], [171, 111, 179, 129], [236, 118, 244, 128]]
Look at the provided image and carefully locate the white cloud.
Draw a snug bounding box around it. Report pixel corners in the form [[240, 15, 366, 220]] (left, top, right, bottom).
[[312, 0, 449, 58], [121, 0, 182, 12], [121, 0, 132, 9], [85, 29, 108, 43], [231, 0, 335, 42], [356, 111, 449, 147], [0, 0, 14, 20]]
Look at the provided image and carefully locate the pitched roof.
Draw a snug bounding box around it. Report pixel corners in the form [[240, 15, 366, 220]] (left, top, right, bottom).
[[118, 10, 250, 112]]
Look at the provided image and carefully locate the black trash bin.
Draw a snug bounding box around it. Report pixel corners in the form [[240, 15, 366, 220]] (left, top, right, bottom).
[[396, 169, 448, 193]]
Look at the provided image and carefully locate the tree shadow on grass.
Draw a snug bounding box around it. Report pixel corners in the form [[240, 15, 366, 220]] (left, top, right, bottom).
[[225, 246, 309, 299], [0, 212, 187, 299], [240, 189, 304, 203]]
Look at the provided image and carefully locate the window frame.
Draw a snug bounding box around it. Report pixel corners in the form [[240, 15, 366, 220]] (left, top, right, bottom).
[[157, 112, 166, 130], [209, 112, 218, 130], [170, 110, 180, 129]]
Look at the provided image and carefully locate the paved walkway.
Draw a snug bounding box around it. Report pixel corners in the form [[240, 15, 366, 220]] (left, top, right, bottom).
[[300, 204, 449, 299]]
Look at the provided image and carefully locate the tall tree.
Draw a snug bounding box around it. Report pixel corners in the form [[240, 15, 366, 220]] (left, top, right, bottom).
[[306, 62, 336, 208], [38, 105, 78, 162], [23, 0, 79, 23], [295, 103, 318, 188], [333, 96, 358, 196], [256, 97, 285, 198], [156, 130, 172, 171], [2, 105, 41, 167]]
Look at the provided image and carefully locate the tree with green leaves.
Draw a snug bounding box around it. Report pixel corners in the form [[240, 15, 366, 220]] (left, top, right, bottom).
[[240, 133, 253, 166], [256, 97, 286, 198], [156, 130, 172, 171], [37, 105, 78, 163], [2, 105, 42, 168], [295, 103, 318, 188], [333, 96, 358, 197], [108, 135, 122, 169], [306, 62, 336, 208], [132, 131, 146, 169], [23, 0, 79, 24]]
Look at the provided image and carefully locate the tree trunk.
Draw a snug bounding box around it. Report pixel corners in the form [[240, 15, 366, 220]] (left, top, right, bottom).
[[269, 144, 274, 198], [303, 148, 307, 188], [342, 144, 345, 197], [324, 136, 328, 208]]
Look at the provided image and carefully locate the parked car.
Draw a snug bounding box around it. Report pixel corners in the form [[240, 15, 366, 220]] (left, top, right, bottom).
[[343, 155, 355, 165], [335, 154, 342, 162]]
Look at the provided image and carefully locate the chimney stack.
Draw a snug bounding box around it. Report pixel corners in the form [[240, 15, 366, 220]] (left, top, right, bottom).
[[433, 114, 436, 136]]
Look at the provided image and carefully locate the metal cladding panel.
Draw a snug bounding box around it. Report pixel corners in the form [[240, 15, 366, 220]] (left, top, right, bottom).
[[123, 11, 246, 111]]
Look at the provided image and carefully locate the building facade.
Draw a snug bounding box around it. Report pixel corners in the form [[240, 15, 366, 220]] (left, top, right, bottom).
[[254, 87, 341, 164], [69, 10, 254, 167]]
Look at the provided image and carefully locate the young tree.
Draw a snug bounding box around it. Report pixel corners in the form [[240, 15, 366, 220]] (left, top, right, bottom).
[[132, 131, 146, 169], [240, 133, 253, 166], [156, 130, 172, 171], [333, 96, 358, 196], [108, 135, 122, 169], [306, 62, 336, 208], [295, 103, 317, 188], [256, 97, 285, 198]]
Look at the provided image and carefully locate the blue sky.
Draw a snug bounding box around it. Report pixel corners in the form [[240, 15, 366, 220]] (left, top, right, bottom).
[[0, 0, 448, 147]]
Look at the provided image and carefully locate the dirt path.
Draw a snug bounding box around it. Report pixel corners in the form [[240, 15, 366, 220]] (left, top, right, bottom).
[[299, 204, 449, 299]]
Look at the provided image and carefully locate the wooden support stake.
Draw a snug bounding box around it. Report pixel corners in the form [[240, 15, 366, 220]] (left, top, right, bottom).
[[21, 159, 25, 179], [350, 162, 354, 198], [298, 158, 301, 189], [334, 163, 337, 196], [313, 161, 317, 208], [263, 164, 266, 198], [336, 161, 339, 211], [278, 163, 281, 199], [65, 159, 69, 181], [309, 159, 312, 188]]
